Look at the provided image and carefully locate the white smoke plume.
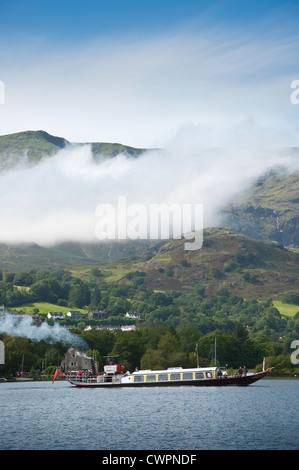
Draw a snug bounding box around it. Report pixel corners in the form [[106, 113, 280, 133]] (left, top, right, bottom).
[[0, 313, 88, 349]]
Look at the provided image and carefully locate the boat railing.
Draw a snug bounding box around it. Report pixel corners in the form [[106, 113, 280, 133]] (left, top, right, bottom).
[[68, 373, 97, 383]]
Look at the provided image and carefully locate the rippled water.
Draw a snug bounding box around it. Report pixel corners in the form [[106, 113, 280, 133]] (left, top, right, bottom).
[[0, 379, 298, 450]]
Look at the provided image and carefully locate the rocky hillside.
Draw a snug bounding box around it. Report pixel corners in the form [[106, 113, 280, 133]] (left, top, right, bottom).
[[0, 227, 298, 302], [135, 228, 299, 299], [221, 171, 299, 248]]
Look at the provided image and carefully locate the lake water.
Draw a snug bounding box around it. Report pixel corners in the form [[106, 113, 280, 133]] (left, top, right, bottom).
[[0, 378, 298, 451]]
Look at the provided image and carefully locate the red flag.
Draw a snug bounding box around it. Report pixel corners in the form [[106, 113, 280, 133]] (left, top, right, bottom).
[[52, 368, 61, 383]]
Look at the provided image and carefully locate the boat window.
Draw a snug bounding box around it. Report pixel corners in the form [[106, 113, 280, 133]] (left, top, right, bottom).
[[182, 373, 193, 380], [134, 375, 144, 382], [158, 374, 168, 381], [146, 375, 156, 382], [206, 372, 212, 378], [170, 373, 181, 381], [194, 372, 204, 379]]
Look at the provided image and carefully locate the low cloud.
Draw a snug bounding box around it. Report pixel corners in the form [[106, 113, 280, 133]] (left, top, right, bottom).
[[0, 122, 297, 245]]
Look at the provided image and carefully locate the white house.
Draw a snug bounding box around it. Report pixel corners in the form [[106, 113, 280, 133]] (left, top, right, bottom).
[[47, 312, 65, 320], [125, 312, 140, 319], [121, 325, 137, 331]]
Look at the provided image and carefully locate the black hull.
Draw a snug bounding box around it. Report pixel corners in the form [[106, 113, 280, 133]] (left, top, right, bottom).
[[68, 371, 269, 388]]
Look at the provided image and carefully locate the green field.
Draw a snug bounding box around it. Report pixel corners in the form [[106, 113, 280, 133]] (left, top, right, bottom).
[[273, 301, 299, 317], [15, 302, 88, 315], [68, 257, 147, 283]]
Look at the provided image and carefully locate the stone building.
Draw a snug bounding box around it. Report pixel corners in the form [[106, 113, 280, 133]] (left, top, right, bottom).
[[88, 310, 108, 319], [66, 311, 82, 319], [61, 346, 99, 374]]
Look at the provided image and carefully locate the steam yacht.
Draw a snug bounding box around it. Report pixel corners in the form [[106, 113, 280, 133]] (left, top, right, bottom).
[[66, 363, 272, 387]]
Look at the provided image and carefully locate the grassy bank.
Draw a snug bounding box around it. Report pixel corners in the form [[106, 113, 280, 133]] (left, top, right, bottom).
[[273, 301, 299, 317]]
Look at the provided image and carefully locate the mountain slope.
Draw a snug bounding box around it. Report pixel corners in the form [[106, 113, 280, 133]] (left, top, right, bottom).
[[0, 228, 298, 302], [0, 240, 161, 272], [0, 130, 67, 170], [221, 171, 299, 247], [0, 242, 99, 271], [135, 228, 299, 299], [0, 130, 147, 170], [90, 142, 145, 159]]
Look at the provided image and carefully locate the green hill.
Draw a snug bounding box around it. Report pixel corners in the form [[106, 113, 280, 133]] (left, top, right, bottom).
[[0, 239, 161, 272], [134, 228, 299, 300], [0, 130, 67, 169], [0, 242, 99, 271], [0, 229, 298, 302], [90, 142, 145, 159], [0, 129, 146, 170]]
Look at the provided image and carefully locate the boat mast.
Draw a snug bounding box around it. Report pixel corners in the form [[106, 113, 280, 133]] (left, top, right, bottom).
[[214, 337, 217, 367]]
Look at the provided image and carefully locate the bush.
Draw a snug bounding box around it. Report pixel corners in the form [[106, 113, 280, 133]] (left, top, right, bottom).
[[223, 260, 237, 272], [210, 267, 224, 279], [282, 293, 299, 306]]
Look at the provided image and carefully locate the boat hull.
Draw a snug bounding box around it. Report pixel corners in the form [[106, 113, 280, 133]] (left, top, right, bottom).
[[68, 370, 270, 388], [14, 377, 34, 381]]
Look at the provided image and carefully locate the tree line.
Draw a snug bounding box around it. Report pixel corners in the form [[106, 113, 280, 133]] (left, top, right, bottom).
[[0, 267, 298, 377], [1, 268, 298, 342], [1, 323, 298, 379]]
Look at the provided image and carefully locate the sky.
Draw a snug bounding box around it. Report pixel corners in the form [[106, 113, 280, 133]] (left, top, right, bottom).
[[0, 0, 299, 148], [0, 0, 299, 245]]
